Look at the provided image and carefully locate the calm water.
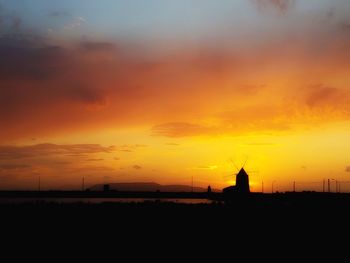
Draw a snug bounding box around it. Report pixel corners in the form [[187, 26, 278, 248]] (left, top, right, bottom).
[[0, 197, 212, 204]]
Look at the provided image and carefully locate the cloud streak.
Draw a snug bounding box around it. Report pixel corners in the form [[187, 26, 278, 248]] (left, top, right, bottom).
[[0, 143, 115, 160], [132, 165, 142, 170], [0, 164, 31, 170]]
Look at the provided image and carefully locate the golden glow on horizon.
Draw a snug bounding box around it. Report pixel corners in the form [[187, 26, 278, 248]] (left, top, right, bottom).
[[3, 121, 350, 192]]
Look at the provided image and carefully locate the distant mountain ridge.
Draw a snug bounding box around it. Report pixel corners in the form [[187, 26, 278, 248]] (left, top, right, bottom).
[[89, 182, 218, 192]]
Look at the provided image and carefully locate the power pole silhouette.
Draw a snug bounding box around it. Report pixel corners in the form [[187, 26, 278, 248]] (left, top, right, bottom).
[[328, 179, 330, 193], [191, 176, 193, 193], [332, 179, 338, 193], [335, 180, 339, 193], [293, 181, 296, 192], [262, 180, 264, 193], [323, 179, 325, 193], [38, 176, 41, 192], [82, 177, 85, 191]]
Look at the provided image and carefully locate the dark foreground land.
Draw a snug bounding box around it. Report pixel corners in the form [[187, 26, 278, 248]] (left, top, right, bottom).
[[1, 192, 349, 255], [2, 191, 350, 224]]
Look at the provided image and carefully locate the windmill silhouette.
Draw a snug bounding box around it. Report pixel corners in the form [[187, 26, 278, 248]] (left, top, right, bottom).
[[222, 157, 251, 195]]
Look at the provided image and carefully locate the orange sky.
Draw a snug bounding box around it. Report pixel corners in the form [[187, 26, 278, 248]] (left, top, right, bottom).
[[1, 0, 350, 191]]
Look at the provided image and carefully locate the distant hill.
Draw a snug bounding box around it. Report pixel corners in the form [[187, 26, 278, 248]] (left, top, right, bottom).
[[89, 182, 218, 192]]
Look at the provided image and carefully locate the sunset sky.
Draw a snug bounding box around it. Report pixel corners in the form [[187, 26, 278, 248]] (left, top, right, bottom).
[[1, 0, 350, 192]]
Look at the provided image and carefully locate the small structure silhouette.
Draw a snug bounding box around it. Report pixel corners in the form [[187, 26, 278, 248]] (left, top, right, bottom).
[[103, 184, 110, 192], [207, 185, 212, 194], [223, 168, 250, 196]]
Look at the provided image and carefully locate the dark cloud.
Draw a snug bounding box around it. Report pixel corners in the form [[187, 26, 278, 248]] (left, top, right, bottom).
[[0, 144, 115, 160], [0, 42, 65, 81], [132, 165, 142, 170], [0, 37, 110, 136], [0, 164, 31, 169]]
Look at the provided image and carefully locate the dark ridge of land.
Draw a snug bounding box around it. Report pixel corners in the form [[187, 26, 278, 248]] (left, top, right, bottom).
[[1, 190, 350, 210], [0, 190, 215, 199], [0, 189, 349, 201], [1, 191, 349, 246], [1, 192, 350, 228], [89, 182, 219, 192]]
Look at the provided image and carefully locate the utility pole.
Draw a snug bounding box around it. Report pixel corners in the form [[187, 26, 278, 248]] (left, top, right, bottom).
[[323, 179, 325, 193], [335, 180, 339, 193], [262, 180, 264, 193], [328, 179, 330, 193], [293, 181, 296, 192], [191, 176, 193, 193], [82, 177, 85, 191], [335, 181, 337, 193], [38, 176, 41, 192]]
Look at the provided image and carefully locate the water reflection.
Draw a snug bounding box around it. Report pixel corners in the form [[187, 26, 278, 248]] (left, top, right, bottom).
[[0, 197, 212, 204]]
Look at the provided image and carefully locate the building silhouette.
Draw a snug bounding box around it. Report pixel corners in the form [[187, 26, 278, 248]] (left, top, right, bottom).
[[103, 184, 110, 192], [223, 168, 250, 196]]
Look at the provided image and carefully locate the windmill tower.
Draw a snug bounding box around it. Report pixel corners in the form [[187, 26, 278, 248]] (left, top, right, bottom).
[[235, 167, 250, 193], [223, 166, 251, 195]]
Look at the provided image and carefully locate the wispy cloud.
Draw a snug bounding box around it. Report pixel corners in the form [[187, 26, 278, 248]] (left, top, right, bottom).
[[191, 165, 218, 170], [0, 144, 115, 160], [132, 165, 142, 170], [152, 122, 216, 137], [118, 145, 148, 152], [305, 85, 348, 108], [63, 16, 86, 29], [0, 164, 31, 170]]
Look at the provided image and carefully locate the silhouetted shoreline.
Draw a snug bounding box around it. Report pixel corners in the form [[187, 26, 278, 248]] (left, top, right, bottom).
[[2, 191, 349, 243], [0, 190, 216, 199], [1, 190, 350, 205]]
